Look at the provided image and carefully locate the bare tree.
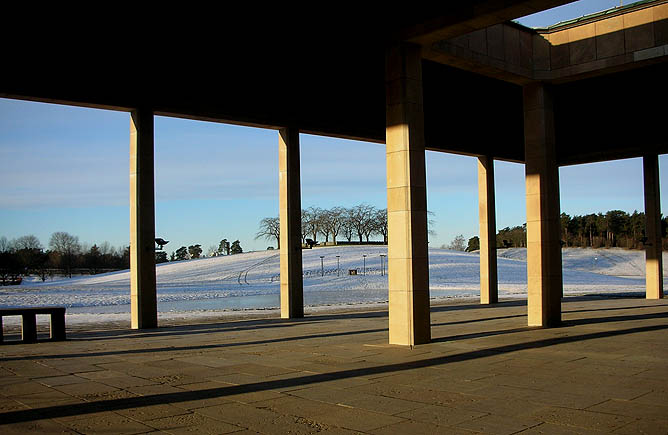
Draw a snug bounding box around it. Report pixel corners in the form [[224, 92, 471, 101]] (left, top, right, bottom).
[[0, 236, 10, 252], [301, 210, 309, 244], [80, 242, 91, 256], [99, 241, 114, 256], [319, 210, 332, 243], [342, 208, 355, 242], [448, 234, 467, 251], [326, 207, 346, 244], [428, 211, 437, 238], [11, 235, 45, 275], [49, 232, 81, 278], [207, 244, 218, 257], [12, 235, 43, 251], [350, 204, 376, 243], [363, 219, 376, 242], [255, 217, 281, 249], [375, 208, 388, 243], [304, 206, 323, 242]]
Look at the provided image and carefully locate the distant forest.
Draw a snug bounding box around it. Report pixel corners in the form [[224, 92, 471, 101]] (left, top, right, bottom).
[[467, 210, 668, 251], [0, 232, 129, 284]]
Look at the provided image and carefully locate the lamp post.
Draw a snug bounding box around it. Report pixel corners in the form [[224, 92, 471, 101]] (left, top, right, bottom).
[[320, 256, 325, 277], [380, 254, 386, 276], [336, 255, 340, 276], [362, 254, 367, 275]]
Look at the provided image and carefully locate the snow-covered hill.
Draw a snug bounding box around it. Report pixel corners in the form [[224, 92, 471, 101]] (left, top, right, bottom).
[[0, 246, 663, 324]]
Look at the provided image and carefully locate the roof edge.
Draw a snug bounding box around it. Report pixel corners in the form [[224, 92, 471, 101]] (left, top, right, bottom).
[[515, 0, 666, 33]]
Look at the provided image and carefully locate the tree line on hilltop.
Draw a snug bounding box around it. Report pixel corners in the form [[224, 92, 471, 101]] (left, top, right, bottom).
[[8, 209, 657, 284], [160, 239, 243, 263], [461, 210, 668, 252], [255, 204, 436, 249]]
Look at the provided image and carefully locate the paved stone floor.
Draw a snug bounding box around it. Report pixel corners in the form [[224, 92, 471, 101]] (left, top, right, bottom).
[[1, 295, 667, 434]]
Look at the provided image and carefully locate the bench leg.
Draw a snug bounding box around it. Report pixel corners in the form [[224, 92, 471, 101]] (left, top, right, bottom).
[[0, 316, 3, 343], [22, 313, 37, 343], [50, 313, 66, 341]]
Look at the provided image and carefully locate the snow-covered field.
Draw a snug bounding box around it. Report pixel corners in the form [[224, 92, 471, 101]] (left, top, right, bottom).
[[0, 246, 664, 325]]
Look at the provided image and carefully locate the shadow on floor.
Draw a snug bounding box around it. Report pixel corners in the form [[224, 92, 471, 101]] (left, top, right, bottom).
[[3, 320, 666, 425], [41, 293, 654, 344], [4, 304, 666, 363]]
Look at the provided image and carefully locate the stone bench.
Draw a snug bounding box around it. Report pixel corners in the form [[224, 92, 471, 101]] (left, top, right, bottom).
[[0, 307, 66, 343]]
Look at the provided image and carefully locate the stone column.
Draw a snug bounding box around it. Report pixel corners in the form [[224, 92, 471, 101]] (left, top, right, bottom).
[[478, 156, 498, 304], [523, 83, 562, 327], [386, 43, 430, 345], [130, 108, 157, 329], [279, 127, 304, 318], [643, 154, 664, 300]]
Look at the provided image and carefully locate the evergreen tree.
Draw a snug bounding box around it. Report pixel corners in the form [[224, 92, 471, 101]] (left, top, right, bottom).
[[560, 213, 571, 246], [0, 250, 22, 284], [175, 246, 189, 261], [155, 251, 168, 264], [218, 239, 230, 255], [230, 240, 243, 254], [188, 244, 202, 259], [84, 244, 102, 274], [121, 246, 131, 269], [496, 226, 526, 248]]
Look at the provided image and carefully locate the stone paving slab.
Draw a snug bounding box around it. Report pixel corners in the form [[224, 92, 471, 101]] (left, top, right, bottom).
[[1, 296, 667, 434], [58, 410, 157, 434], [454, 413, 544, 435]]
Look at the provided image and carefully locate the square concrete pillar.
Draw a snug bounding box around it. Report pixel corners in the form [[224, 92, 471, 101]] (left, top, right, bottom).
[[643, 154, 664, 300], [523, 83, 562, 327], [478, 156, 498, 304], [278, 127, 304, 318], [386, 43, 430, 345], [130, 108, 157, 329]]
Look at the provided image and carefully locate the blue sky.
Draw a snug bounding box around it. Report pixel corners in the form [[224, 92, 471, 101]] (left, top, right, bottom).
[[1, 0, 663, 254]]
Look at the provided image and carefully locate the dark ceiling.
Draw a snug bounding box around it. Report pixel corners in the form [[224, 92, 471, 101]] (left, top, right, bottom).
[[2, 1, 665, 165]]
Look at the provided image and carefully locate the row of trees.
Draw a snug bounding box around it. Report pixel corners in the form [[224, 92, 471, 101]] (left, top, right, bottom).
[[256, 204, 393, 248], [463, 225, 527, 252], [461, 210, 668, 252], [2, 232, 247, 281], [560, 211, 668, 249], [163, 239, 243, 263], [1, 233, 130, 282]]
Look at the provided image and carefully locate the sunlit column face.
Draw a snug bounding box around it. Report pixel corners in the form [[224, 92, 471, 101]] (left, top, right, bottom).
[[523, 84, 563, 326], [523, 84, 562, 328]]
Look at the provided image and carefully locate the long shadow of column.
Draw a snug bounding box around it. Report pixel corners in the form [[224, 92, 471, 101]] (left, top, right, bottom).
[[2, 320, 667, 425]]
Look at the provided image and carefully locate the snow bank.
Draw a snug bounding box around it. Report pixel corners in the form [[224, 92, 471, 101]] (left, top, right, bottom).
[[0, 246, 663, 325]]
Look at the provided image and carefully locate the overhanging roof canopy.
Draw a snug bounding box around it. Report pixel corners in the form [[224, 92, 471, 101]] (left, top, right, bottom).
[[1, 0, 666, 165]]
